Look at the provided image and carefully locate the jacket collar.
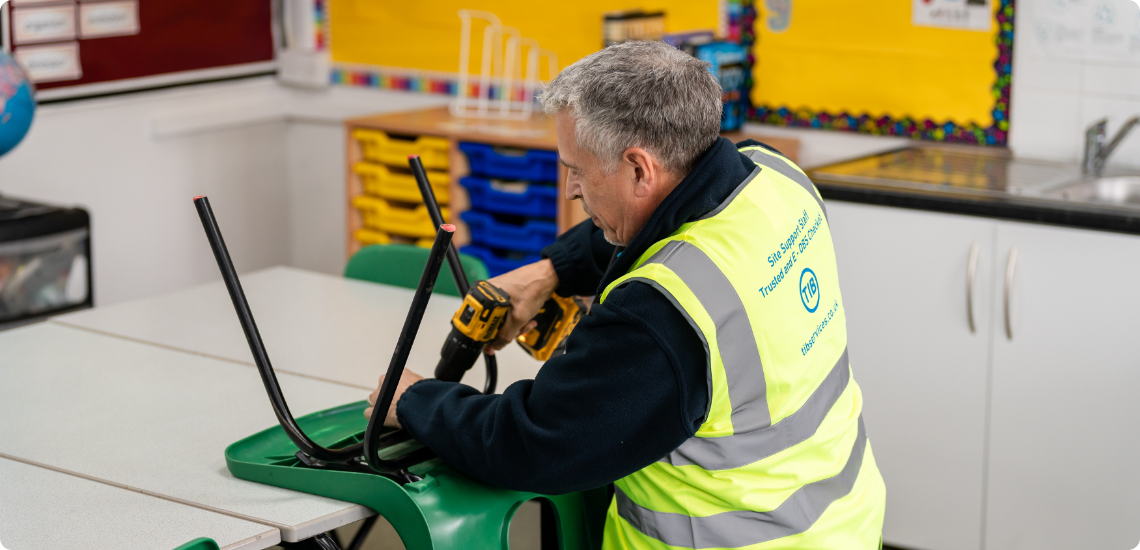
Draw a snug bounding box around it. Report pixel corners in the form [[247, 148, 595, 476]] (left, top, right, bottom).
[[598, 137, 756, 292]]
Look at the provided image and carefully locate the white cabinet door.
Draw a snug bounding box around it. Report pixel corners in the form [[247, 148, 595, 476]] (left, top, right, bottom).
[[986, 221, 1140, 550], [828, 202, 995, 550]]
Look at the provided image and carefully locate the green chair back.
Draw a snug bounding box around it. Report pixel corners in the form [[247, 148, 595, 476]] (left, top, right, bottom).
[[171, 538, 219, 550], [344, 244, 489, 297]]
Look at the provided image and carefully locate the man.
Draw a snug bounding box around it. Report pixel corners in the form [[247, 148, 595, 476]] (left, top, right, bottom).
[[367, 40, 886, 549]]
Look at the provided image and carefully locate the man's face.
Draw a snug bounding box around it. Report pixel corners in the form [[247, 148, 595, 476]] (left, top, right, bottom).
[[555, 111, 632, 246]]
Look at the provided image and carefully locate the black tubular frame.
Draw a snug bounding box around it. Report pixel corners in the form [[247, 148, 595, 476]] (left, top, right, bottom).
[[408, 155, 497, 395], [194, 195, 448, 478], [363, 222, 453, 474]]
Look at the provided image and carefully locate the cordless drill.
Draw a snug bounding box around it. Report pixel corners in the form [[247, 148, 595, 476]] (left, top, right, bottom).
[[404, 154, 585, 383], [433, 282, 585, 382]]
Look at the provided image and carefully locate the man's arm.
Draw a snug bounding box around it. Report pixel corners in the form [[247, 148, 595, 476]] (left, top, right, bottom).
[[541, 219, 617, 297], [395, 281, 708, 495], [484, 220, 615, 350]]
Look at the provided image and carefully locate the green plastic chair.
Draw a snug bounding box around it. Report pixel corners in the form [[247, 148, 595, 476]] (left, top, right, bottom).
[[345, 244, 489, 297], [171, 538, 219, 550], [226, 402, 610, 550]]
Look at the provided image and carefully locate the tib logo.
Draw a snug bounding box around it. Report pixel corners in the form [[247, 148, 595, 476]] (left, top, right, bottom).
[[799, 268, 820, 313]]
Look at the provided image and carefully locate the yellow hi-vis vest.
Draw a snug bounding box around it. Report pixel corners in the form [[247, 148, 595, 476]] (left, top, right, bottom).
[[598, 146, 886, 550]]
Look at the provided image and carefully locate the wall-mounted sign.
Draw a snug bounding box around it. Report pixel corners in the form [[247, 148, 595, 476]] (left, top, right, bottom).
[[79, 1, 140, 39], [14, 42, 82, 83], [12, 4, 78, 45], [913, 0, 993, 31], [1033, 0, 1140, 62]]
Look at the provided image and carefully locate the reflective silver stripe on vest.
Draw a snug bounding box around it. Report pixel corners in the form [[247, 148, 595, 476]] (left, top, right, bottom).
[[643, 240, 771, 433], [663, 348, 850, 470], [618, 416, 868, 549], [739, 147, 828, 219]]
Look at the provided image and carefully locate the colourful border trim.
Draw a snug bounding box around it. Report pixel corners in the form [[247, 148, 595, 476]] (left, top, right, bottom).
[[330, 65, 542, 103], [742, 0, 1014, 146], [314, 0, 328, 50]]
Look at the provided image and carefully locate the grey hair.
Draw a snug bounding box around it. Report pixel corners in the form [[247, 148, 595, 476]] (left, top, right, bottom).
[[540, 40, 723, 176]]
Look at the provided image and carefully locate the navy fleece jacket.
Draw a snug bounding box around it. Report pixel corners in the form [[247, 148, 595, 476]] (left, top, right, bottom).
[[396, 138, 771, 494]]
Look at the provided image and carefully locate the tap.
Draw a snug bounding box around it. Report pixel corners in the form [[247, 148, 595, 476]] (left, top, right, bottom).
[[1083, 116, 1140, 177]]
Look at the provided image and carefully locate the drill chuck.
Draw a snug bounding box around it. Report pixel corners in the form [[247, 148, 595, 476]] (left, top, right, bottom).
[[433, 280, 511, 383], [435, 328, 484, 382]]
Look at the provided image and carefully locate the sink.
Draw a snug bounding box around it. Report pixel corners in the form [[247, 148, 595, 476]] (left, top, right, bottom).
[[1046, 176, 1140, 206]]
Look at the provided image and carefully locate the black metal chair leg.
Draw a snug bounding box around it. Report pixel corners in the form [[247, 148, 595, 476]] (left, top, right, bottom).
[[280, 532, 342, 550], [312, 533, 342, 550], [347, 515, 380, 550]]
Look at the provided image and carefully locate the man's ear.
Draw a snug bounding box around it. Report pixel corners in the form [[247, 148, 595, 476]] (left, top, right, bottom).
[[623, 147, 658, 198]]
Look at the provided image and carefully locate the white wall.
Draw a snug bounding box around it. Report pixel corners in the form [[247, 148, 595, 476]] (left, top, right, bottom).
[[1009, 0, 1140, 168], [0, 77, 446, 306]]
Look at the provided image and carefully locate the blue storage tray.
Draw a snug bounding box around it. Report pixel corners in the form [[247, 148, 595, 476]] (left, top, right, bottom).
[[459, 142, 559, 181], [461, 210, 557, 254], [460, 245, 541, 278], [460, 177, 559, 218]]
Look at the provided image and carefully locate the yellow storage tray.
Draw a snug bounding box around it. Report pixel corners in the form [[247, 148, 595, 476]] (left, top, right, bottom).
[[353, 195, 449, 239], [353, 162, 450, 204], [354, 228, 433, 248], [353, 129, 449, 170]]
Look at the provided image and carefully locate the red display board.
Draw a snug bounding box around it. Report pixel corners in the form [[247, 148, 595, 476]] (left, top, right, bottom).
[[7, 0, 274, 96]]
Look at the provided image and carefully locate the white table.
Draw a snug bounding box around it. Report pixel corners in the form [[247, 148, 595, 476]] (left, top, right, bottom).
[[53, 266, 543, 392], [0, 322, 374, 542], [0, 456, 279, 550]]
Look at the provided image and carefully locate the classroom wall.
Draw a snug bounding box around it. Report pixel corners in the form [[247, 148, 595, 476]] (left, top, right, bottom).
[[329, 0, 719, 75], [1008, 0, 1140, 168], [6, 0, 1136, 308], [0, 78, 447, 307], [0, 79, 289, 307], [0, 72, 904, 308]]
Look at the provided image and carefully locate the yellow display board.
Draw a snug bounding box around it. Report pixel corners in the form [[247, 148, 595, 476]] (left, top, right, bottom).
[[329, 0, 719, 74], [749, 0, 1012, 145]]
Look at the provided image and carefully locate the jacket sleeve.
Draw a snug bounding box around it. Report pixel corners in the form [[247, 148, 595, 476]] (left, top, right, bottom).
[[541, 219, 617, 297], [395, 281, 709, 495]]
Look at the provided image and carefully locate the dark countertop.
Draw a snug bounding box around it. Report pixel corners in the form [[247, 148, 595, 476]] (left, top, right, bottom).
[[809, 147, 1140, 235]]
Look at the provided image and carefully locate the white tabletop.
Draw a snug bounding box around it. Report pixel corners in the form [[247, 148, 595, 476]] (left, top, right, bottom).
[[53, 266, 544, 392], [0, 322, 375, 542], [0, 457, 279, 550]]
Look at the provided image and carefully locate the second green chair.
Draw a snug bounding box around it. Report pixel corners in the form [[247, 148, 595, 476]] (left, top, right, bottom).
[[344, 244, 488, 297]]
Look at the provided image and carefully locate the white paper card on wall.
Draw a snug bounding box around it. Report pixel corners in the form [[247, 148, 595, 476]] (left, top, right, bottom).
[[913, 0, 993, 31], [12, 5, 78, 45], [79, 1, 140, 39], [14, 42, 82, 83], [1033, 0, 1140, 62], [9, 0, 71, 5]]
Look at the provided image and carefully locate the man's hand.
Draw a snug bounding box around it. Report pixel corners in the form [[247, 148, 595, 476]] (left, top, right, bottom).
[[364, 369, 424, 428], [486, 259, 559, 351]]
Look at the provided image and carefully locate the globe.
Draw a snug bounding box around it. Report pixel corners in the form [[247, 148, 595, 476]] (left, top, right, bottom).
[[0, 52, 34, 158]]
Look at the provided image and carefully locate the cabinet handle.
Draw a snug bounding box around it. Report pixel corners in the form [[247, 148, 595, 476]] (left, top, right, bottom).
[[966, 242, 979, 333], [1003, 247, 1018, 340]]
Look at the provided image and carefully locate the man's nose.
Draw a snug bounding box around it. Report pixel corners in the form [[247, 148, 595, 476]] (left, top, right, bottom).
[[564, 175, 581, 200]]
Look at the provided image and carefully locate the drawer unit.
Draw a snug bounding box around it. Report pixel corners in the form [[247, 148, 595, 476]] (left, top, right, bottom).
[[354, 228, 433, 248], [353, 195, 449, 239], [459, 142, 559, 181], [355, 162, 450, 204], [354, 129, 449, 170], [460, 210, 558, 254], [460, 177, 558, 218], [460, 245, 541, 278]]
